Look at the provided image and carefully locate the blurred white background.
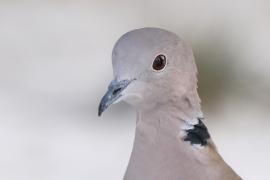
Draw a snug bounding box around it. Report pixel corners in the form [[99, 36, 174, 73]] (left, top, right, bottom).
[[0, 0, 270, 179]]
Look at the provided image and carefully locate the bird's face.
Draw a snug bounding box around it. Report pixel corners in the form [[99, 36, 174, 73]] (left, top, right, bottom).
[[98, 28, 197, 116]]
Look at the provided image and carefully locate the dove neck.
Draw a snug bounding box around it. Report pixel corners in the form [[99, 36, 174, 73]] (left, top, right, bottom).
[[124, 98, 240, 180], [137, 89, 203, 125], [135, 100, 201, 140]]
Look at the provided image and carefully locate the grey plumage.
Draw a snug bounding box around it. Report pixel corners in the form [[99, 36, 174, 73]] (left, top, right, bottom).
[[99, 27, 242, 180]]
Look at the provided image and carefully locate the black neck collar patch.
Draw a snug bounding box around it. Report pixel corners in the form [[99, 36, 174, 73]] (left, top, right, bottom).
[[184, 118, 210, 146]]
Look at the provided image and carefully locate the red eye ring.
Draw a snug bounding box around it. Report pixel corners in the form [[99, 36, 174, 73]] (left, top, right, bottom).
[[152, 54, 167, 71]]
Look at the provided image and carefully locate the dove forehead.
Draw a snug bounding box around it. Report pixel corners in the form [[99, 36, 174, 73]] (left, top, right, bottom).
[[111, 28, 181, 79]]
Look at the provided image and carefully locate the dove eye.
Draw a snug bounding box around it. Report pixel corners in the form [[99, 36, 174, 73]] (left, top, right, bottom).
[[152, 54, 167, 71]]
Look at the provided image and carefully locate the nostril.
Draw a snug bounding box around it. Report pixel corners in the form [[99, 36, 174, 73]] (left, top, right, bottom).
[[112, 88, 122, 95]]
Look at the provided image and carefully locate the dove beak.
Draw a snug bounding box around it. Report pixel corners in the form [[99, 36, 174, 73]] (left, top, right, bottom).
[[98, 79, 134, 116]]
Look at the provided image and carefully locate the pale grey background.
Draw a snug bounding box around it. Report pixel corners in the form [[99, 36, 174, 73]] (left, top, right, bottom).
[[0, 0, 270, 179]]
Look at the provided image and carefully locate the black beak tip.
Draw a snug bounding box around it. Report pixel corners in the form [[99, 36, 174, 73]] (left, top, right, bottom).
[[98, 111, 102, 117], [98, 104, 103, 117], [98, 100, 108, 117]]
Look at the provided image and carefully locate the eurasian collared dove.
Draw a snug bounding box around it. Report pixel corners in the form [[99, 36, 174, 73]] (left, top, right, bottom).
[[98, 27, 242, 180]]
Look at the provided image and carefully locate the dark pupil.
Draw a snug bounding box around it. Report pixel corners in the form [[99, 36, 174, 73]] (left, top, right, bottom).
[[153, 54, 166, 70]]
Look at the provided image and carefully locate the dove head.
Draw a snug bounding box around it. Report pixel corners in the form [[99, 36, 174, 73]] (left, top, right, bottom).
[[98, 28, 200, 116]]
